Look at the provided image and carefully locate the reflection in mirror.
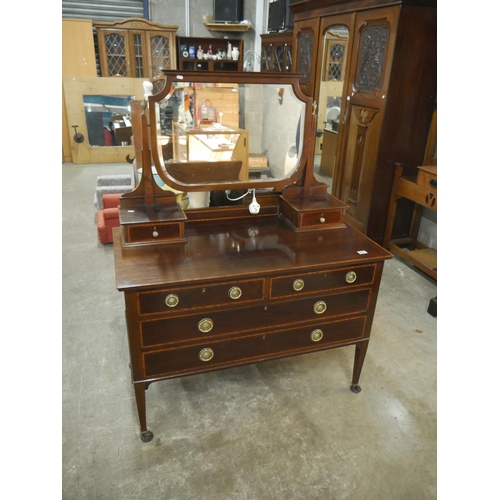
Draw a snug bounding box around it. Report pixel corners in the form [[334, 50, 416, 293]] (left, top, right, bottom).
[[316, 25, 349, 181], [152, 81, 305, 189], [83, 95, 134, 147]]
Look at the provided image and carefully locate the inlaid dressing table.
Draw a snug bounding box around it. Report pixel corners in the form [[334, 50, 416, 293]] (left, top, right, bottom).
[[113, 71, 392, 441]]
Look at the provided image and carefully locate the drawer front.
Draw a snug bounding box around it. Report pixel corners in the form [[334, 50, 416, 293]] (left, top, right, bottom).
[[138, 279, 265, 315], [143, 316, 367, 377], [141, 289, 370, 348], [126, 222, 183, 243], [300, 209, 343, 228], [417, 168, 437, 192], [270, 265, 375, 298]]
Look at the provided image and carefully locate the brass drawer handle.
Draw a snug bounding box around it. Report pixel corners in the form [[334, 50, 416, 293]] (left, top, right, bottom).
[[319, 214, 326, 223], [345, 271, 357, 284], [165, 294, 179, 308], [314, 301, 327, 314], [198, 318, 214, 333], [152, 226, 159, 238], [310, 329, 324, 342], [228, 286, 242, 300], [293, 279, 305, 291], [199, 348, 214, 362]]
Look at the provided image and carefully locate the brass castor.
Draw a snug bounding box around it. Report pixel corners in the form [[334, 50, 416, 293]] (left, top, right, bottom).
[[140, 430, 154, 442], [350, 384, 361, 393]]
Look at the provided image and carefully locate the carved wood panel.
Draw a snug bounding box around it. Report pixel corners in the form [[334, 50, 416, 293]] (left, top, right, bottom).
[[349, 6, 398, 105], [293, 18, 320, 98], [340, 104, 382, 232]]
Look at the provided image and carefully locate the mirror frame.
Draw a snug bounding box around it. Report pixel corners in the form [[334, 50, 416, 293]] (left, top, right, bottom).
[[148, 70, 314, 193]]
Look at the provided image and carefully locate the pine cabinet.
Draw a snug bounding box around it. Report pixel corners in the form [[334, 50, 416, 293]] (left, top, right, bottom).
[[94, 18, 178, 92], [291, 0, 437, 244]]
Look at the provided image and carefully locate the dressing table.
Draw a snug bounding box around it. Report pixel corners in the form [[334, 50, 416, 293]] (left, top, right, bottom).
[[113, 71, 392, 441]]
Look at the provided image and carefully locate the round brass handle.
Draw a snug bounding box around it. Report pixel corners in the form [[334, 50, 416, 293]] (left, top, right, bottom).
[[165, 294, 179, 308], [293, 279, 305, 291], [228, 286, 242, 300], [319, 215, 326, 223], [199, 348, 214, 362], [198, 318, 214, 333], [310, 329, 324, 342], [345, 271, 357, 284], [314, 301, 327, 314], [152, 227, 159, 238]]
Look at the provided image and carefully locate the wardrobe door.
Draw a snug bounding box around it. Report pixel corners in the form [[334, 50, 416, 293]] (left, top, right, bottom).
[[335, 5, 399, 233], [315, 13, 355, 177]]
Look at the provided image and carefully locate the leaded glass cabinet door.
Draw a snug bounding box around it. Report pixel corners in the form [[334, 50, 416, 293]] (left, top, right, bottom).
[[146, 32, 176, 94], [260, 33, 293, 73], [147, 33, 174, 77], [99, 30, 131, 77]]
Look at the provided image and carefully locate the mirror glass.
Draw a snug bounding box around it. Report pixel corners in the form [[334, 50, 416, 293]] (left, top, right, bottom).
[[151, 78, 306, 190], [83, 94, 134, 147], [315, 25, 349, 181]]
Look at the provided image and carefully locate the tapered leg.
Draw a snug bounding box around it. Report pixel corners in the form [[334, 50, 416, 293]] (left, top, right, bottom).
[[350, 340, 369, 393], [134, 382, 154, 442]]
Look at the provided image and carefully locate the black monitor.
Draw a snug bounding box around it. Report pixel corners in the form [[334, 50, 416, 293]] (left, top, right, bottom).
[[268, 0, 294, 32], [213, 0, 243, 23]]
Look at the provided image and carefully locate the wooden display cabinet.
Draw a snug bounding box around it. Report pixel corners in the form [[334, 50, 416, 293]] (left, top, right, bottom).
[[177, 36, 243, 72], [94, 18, 178, 93], [260, 31, 294, 73], [112, 71, 392, 442]]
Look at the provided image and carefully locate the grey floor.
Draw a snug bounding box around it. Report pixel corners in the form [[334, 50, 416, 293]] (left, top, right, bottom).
[[62, 162, 437, 499]]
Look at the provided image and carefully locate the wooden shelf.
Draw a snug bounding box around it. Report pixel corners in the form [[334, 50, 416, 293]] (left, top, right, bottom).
[[203, 15, 250, 32], [204, 22, 250, 32]]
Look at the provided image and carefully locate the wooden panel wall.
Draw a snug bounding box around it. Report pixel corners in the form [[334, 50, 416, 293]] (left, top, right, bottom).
[[63, 77, 146, 164], [62, 19, 97, 162]]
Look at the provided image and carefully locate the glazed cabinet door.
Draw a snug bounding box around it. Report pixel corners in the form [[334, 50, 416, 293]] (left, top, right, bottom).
[[145, 31, 176, 94], [145, 31, 176, 78], [261, 33, 293, 73], [293, 18, 320, 97], [334, 6, 399, 233], [127, 30, 148, 78], [97, 29, 132, 77]]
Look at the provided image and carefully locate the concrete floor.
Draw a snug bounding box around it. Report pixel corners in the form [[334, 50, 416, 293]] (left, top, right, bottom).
[[62, 162, 437, 499]]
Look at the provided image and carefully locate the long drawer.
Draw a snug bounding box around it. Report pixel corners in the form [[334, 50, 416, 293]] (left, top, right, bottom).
[[143, 316, 367, 378], [270, 264, 375, 298], [140, 288, 370, 348], [138, 278, 266, 315]]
